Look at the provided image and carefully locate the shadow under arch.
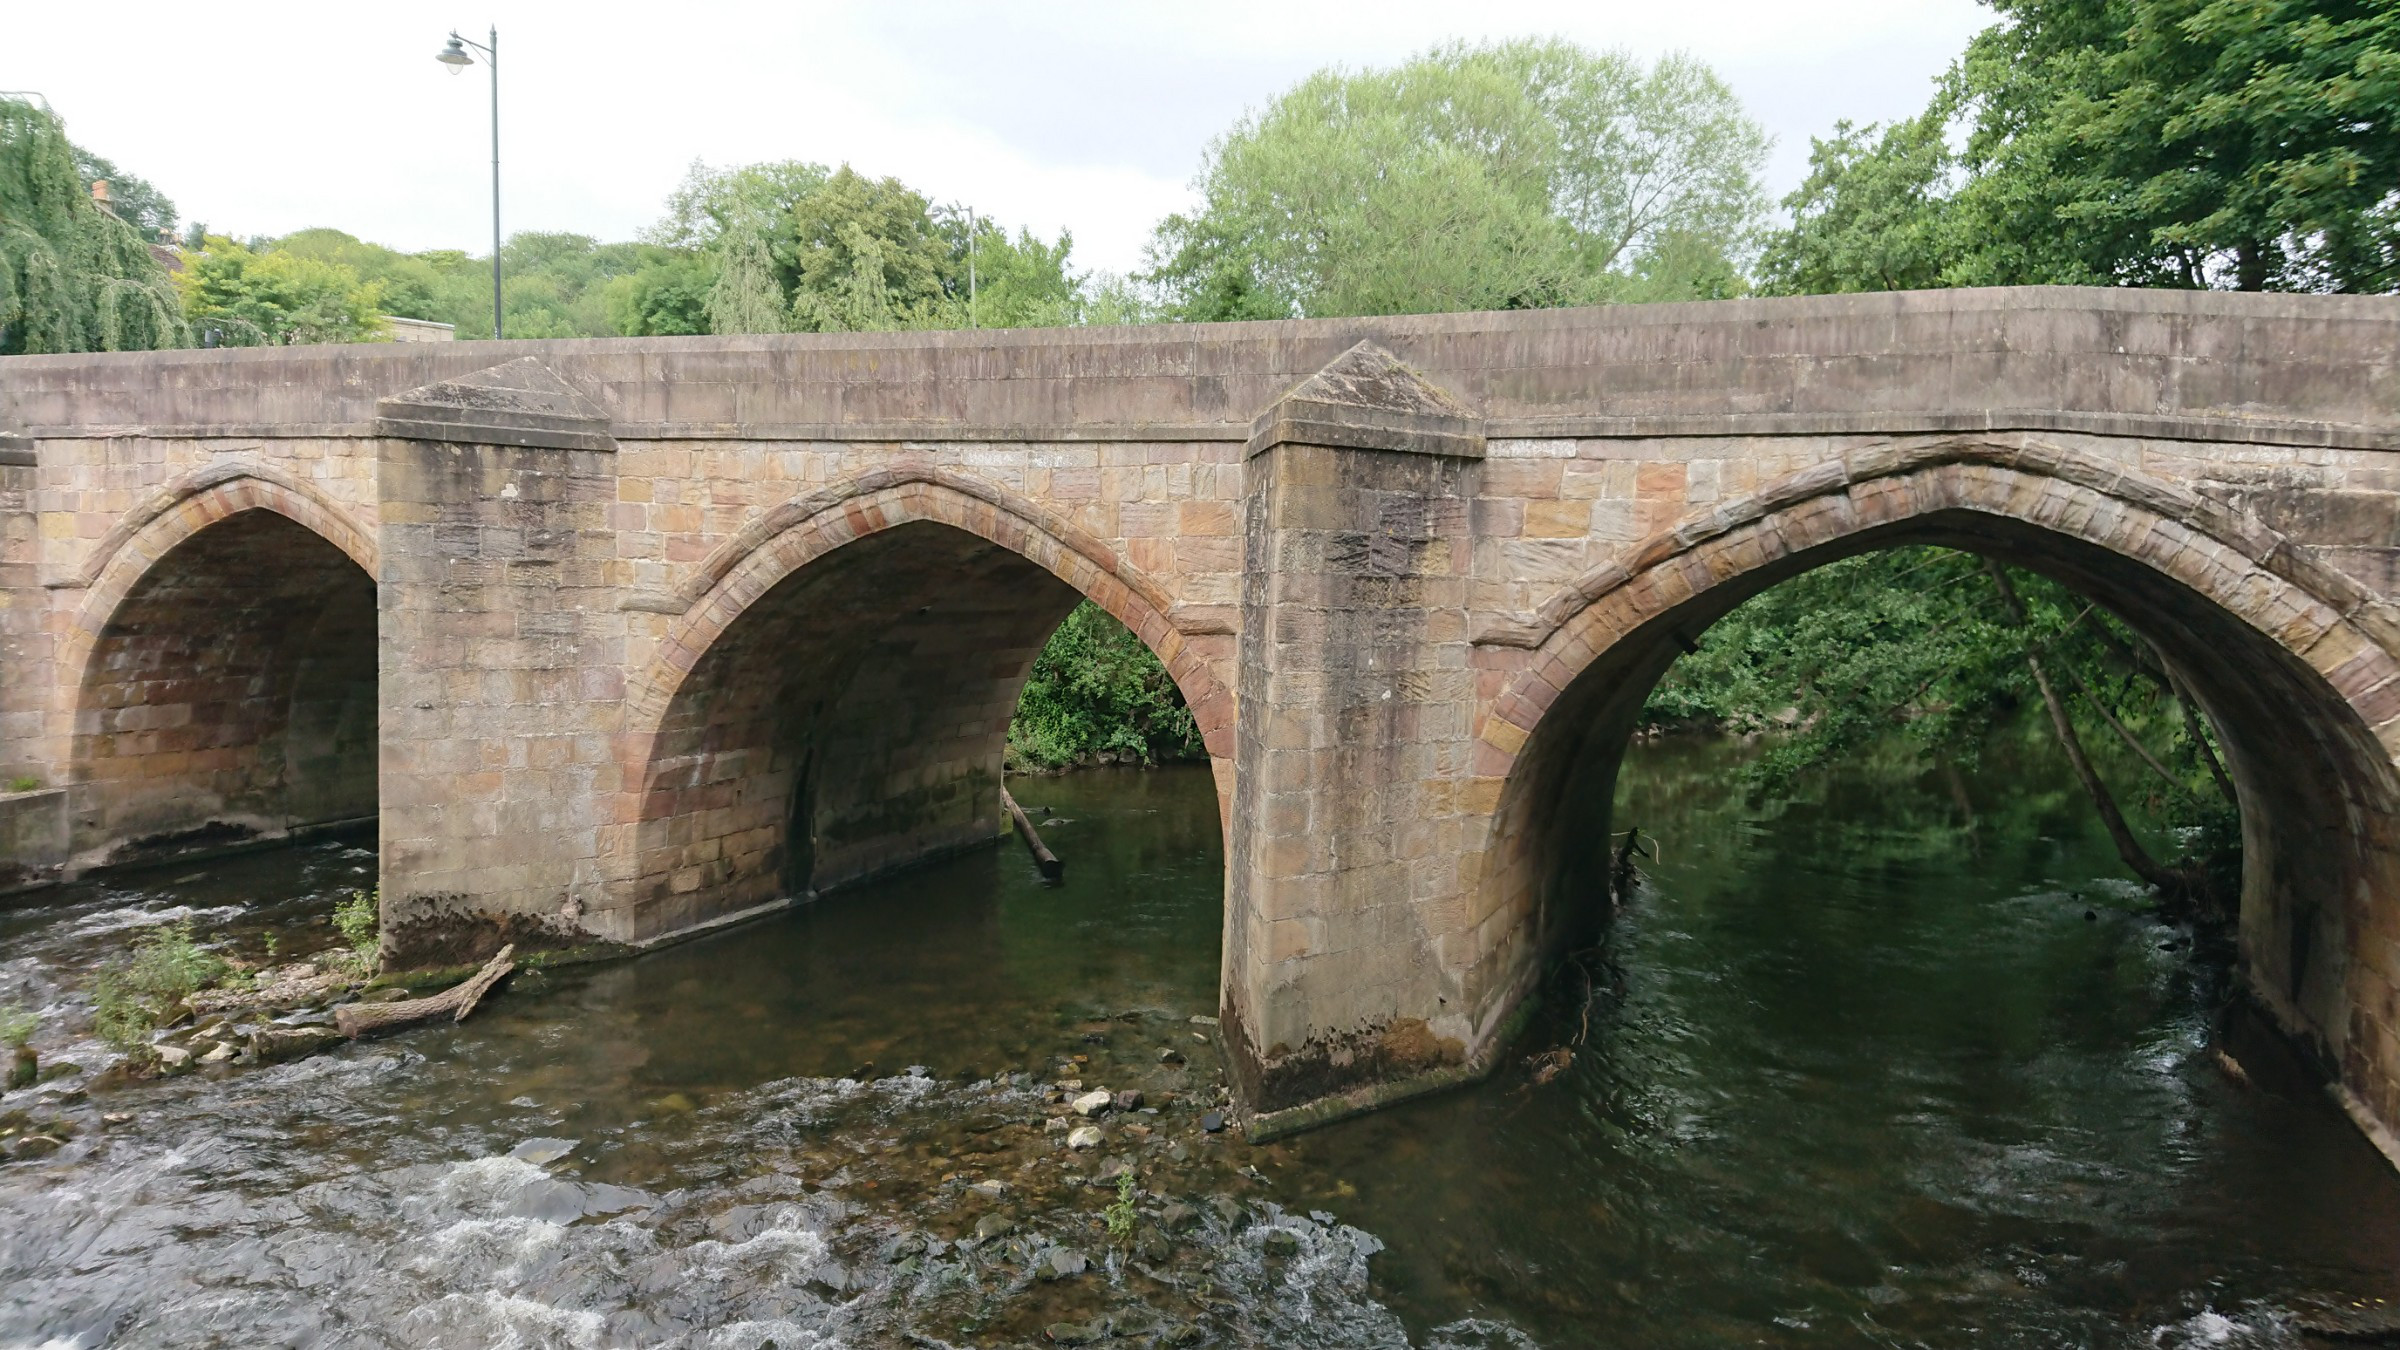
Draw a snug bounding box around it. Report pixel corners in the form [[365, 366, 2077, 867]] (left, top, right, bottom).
[[66, 481, 380, 870], [1472, 439, 2400, 1149], [611, 474, 1233, 943]]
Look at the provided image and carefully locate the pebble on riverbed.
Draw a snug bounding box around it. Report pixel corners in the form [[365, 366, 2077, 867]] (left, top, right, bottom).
[[1066, 1125, 1102, 1150], [1070, 1089, 1113, 1117]]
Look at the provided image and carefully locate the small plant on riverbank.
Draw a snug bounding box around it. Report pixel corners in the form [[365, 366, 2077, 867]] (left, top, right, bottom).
[[92, 921, 229, 1050], [1104, 1171, 1137, 1240], [331, 890, 379, 975], [0, 1005, 34, 1050], [0, 1004, 37, 1091], [5, 776, 37, 794]]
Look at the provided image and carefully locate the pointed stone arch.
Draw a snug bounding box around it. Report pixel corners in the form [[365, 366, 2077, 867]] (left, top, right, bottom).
[[60, 472, 380, 868], [602, 469, 1235, 942], [1459, 437, 2400, 1155]]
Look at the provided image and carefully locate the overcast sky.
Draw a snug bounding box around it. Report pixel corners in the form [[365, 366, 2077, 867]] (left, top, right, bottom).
[[7, 1, 1991, 275]]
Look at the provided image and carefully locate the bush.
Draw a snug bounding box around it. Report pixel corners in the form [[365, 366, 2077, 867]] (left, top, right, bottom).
[[1008, 603, 1203, 770], [0, 1003, 35, 1050], [92, 921, 228, 1050], [331, 890, 379, 975]]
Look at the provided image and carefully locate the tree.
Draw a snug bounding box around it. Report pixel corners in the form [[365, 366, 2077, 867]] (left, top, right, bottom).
[[176, 237, 385, 346], [1008, 603, 1204, 769], [0, 97, 187, 354], [1757, 112, 1956, 295], [606, 253, 715, 335], [1760, 0, 2400, 296], [1645, 547, 2239, 915], [654, 157, 1083, 334], [958, 220, 1084, 329], [1145, 40, 1770, 320], [70, 148, 176, 241], [1949, 0, 2400, 292]]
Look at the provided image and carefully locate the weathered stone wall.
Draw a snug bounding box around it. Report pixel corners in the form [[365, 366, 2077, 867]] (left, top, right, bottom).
[[4, 287, 2400, 1158]]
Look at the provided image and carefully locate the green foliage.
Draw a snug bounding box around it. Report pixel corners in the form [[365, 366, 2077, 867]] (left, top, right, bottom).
[[333, 890, 379, 974], [1760, 1, 2400, 295], [1009, 603, 1202, 770], [667, 160, 1089, 335], [1646, 547, 2239, 891], [0, 97, 188, 354], [71, 147, 176, 240], [1145, 39, 1769, 320], [1758, 112, 1958, 295], [1104, 1171, 1137, 1240], [178, 236, 386, 346], [606, 252, 716, 335], [960, 220, 1084, 329], [91, 921, 229, 1050], [5, 776, 37, 794], [0, 1003, 36, 1050]]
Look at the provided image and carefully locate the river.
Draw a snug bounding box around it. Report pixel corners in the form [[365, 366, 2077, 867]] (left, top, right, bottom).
[[1, 738, 2395, 1347]]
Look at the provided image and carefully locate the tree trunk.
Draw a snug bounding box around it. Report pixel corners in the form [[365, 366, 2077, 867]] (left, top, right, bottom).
[[2235, 240, 2268, 292], [335, 945, 515, 1038], [1982, 562, 2196, 899]]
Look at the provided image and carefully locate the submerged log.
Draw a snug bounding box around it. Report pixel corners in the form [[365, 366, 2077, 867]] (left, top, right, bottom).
[[1000, 786, 1064, 881], [335, 944, 515, 1039]]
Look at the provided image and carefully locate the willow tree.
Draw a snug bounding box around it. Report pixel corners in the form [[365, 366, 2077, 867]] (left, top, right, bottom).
[[0, 98, 187, 354]]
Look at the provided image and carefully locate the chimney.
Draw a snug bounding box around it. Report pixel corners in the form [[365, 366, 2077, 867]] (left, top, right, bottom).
[[89, 178, 111, 211]]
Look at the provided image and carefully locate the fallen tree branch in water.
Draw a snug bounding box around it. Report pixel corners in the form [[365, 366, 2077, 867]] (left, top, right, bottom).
[[1001, 786, 1064, 881], [335, 945, 514, 1039]]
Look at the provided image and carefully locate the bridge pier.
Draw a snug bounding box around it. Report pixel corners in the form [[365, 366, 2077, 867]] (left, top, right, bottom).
[[1225, 343, 1506, 1132], [375, 359, 626, 966]]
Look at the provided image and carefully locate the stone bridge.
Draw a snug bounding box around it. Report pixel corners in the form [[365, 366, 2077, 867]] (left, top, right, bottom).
[[5, 286, 2400, 1149]]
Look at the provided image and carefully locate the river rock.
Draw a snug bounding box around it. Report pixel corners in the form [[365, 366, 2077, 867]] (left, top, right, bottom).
[[197, 1041, 235, 1064], [1071, 1089, 1113, 1117], [1200, 1110, 1225, 1133], [1066, 1125, 1102, 1150], [153, 1045, 191, 1069], [1045, 1319, 1105, 1345], [508, 1137, 578, 1165], [1160, 1201, 1198, 1231], [1160, 1323, 1204, 1347], [973, 1212, 1014, 1240], [249, 1025, 347, 1065], [1035, 1247, 1088, 1280], [1112, 1089, 1143, 1112], [1044, 1116, 1070, 1133], [1263, 1227, 1301, 1256], [968, 1178, 1007, 1199], [1158, 1046, 1185, 1065]]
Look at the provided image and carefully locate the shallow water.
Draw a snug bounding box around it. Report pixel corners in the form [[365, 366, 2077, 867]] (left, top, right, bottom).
[[1, 748, 2395, 1347]]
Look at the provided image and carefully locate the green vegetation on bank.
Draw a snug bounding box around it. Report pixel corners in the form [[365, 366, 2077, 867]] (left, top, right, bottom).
[[1644, 549, 2241, 911], [91, 921, 230, 1051], [1007, 604, 1203, 771]]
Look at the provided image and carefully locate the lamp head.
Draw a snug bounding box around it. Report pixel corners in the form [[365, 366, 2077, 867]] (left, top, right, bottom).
[[436, 35, 473, 71]]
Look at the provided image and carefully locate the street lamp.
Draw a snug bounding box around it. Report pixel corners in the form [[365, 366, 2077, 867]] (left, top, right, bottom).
[[435, 27, 503, 339]]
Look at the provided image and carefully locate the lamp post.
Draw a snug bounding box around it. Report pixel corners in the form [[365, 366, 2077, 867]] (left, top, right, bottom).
[[436, 27, 502, 339]]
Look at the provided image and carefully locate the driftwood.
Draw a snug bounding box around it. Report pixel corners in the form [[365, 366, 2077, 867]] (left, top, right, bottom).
[[1000, 786, 1064, 881], [334, 945, 515, 1039]]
